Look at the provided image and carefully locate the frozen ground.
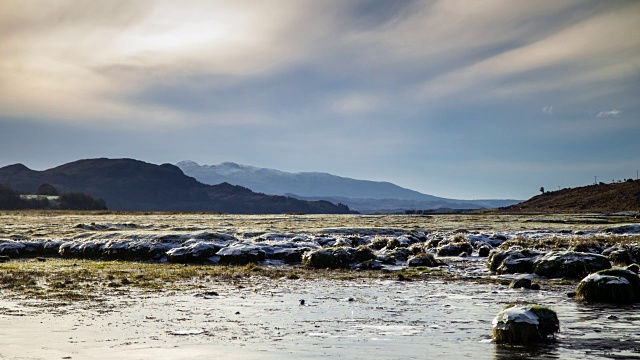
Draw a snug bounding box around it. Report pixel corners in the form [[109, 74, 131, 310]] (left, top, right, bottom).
[[1, 213, 639, 359]]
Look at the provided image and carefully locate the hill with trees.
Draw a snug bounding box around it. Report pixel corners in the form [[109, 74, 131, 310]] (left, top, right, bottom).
[[0, 158, 351, 214]]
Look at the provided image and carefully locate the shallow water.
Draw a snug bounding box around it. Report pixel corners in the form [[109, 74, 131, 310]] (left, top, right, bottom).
[[1, 277, 639, 359], [1, 213, 639, 359]]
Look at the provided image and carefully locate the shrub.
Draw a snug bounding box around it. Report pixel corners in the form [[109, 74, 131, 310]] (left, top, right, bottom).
[[58, 192, 107, 210]]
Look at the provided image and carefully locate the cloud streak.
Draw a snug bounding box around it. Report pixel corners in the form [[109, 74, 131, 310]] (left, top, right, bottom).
[[1, 0, 639, 199], [597, 109, 622, 118]]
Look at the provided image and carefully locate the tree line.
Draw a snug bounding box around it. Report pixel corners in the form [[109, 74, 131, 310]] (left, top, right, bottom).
[[0, 183, 107, 210]]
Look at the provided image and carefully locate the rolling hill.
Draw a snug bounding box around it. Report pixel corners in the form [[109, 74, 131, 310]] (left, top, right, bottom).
[[0, 158, 351, 214], [502, 180, 640, 213]]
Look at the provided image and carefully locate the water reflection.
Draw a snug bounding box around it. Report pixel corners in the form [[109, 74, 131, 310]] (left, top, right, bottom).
[[493, 343, 560, 360]]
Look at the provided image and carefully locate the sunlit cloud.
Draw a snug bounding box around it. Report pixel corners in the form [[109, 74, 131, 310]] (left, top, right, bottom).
[[1, 0, 639, 199]]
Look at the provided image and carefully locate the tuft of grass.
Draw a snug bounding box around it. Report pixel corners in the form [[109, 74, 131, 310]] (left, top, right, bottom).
[[286, 272, 300, 280]]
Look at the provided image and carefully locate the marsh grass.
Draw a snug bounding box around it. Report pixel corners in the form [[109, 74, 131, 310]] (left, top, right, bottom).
[[499, 235, 640, 251], [0, 257, 465, 302], [1, 259, 428, 301]]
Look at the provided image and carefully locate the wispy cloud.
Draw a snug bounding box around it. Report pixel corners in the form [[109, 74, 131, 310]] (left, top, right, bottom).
[[542, 106, 553, 114], [597, 109, 622, 118]]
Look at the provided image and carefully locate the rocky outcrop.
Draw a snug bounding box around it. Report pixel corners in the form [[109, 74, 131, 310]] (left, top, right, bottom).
[[533, 251, 611, 279]]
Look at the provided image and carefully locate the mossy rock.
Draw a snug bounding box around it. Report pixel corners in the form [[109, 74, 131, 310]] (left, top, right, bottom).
[[533, 251, 611, 279], [387, 247, 412, 262], [487, 249, 544, 274], [302, 247, 352, 269], [497, 255, 538, 274], [302, 246, 375, 269], [425, 238, 441, 249], [407, 253, 442, 267], [385, 238, 401, 250], [369, 237, 388, 250], [408, 243, 425, 255], [436, 242, 473, 256], [352, 245, 376, 263], [604, 248, 634, 266], [569, 241, 605, 254], [576, 269, 640, 304], [492, 305, 559, 344], [478, 245, 492, 257]]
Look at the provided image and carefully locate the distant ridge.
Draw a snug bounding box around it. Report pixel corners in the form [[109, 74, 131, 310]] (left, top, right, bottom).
[[0, 158, 351, 214], [177, 161, 521, 213], [502, 180, 640, 213]]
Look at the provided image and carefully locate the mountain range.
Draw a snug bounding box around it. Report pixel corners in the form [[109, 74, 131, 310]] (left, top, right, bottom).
[[0, 159, 351, 214], [177, 161, 521, 213]]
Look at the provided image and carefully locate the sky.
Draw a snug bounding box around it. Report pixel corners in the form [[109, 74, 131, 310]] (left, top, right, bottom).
[[1, 0, 639, 200]]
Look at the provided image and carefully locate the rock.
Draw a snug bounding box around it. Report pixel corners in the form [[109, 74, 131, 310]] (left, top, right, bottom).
[[436, 242, 473, 256], [266, 246, 310, 264], [477, 245, 492, 257], [425, 238, 441, 249], [385, 238, 401, 250], [509, 278, 532, 289], [487, 249, 544, 274], [497, 256, 539, 274], [166, 241, 225, 263], [42, 240, 64, 256], [576, 269, 640, 304], [101, 240, 134, 260], [0, 240, 26, 257], [569, 241, 605, 254], [383, 247, 413, 263], [603, 247, 634, 266], [530, 283, 541, 290], [357, 259, 383, 270], [408, 243, 425, 255], [626, 264, 639, 274], [302, 246, 375, 269], [492, 305, 559, 344], [468, 234, 505, 248], [407, 253, 442, 267], [533, 251, 611, 279], [369, 237, 388, 250], [217, 243, 267, 265], [194, 291, 219, 298]]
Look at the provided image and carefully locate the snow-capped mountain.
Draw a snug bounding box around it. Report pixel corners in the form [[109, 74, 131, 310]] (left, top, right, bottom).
[[176, 160, 521, 213]]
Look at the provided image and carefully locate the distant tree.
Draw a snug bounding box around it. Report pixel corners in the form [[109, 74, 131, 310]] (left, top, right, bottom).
[[0, 184, 22, 209], [58, 192, 107, 210], [37, 183, 59, 196], [539, 187, 545, 194]]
